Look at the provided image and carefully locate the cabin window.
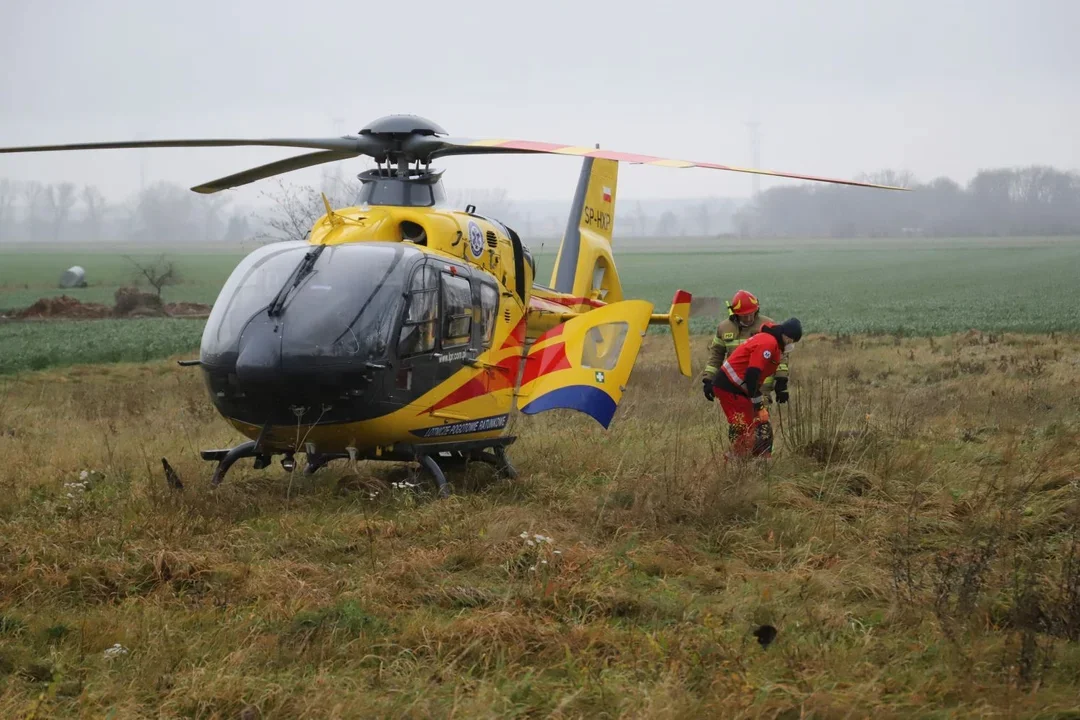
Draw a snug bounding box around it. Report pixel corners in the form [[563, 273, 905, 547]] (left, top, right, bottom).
[[398, 264, 439, 357], [581, 321, 629, 371], [441, 272, 473, 347], [479, 283, 499, 346]]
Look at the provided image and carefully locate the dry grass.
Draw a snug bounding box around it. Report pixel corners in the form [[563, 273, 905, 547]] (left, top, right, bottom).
[[2, 331, 1080, 718]]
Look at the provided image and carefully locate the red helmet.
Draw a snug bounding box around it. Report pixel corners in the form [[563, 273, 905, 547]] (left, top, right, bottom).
[[728, 290, 760, 320]]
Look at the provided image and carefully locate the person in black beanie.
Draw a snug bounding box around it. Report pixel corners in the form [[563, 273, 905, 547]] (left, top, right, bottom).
[[708, 318, 802, 459]]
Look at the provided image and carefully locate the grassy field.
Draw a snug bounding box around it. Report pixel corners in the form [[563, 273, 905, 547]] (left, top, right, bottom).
[[2, 236, 1080, 375], [1, 332, 1079, 717]]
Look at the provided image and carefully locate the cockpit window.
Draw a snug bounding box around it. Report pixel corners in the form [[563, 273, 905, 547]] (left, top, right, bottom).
[[201, 241, 416, 367], [201, 241, 310, 362], [279, 244, 408, 368]]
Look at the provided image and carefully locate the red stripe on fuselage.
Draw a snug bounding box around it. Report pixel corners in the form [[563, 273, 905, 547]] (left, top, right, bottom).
[[500, 317, 526, 350], [520, 341, 571, 386], [418, 318, 527, 416], [420, 351, 522, 415]]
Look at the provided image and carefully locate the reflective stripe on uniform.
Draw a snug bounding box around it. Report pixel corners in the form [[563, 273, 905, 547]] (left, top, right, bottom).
[[722, 360, 745, 389]]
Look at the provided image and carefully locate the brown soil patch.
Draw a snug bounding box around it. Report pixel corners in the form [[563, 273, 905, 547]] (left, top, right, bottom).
[[9, 287, 212, 321], [16, 295, 112, 320]]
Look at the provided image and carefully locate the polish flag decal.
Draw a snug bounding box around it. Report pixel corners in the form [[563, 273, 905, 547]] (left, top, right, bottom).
[[601, 186, 612, 203]]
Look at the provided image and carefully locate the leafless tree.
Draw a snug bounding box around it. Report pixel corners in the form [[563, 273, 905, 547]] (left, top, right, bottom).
[[22, 181, 47, 230], [128, 181, 200, 244], [124, 254, 179, 297], [256, 180, 326, 243], [257, 177, 364, 243], [654, 210, 679, 237], [634, 201, 648, 237], [197, 194, 232, 242], [0, 179, 19, 243], [698, 202, 711, 236], [46, 182, 77, 242], [81, 185, 106, 240]]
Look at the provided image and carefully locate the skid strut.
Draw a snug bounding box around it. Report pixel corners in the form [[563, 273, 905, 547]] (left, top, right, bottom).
[[199, 436, 519, 495], [417, 454, 450, 498]]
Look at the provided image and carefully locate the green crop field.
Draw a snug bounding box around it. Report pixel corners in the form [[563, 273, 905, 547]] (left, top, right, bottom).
[[2, 236, 1079, 375], [0, 247, 245, 310], [0, 319, 206, 375]]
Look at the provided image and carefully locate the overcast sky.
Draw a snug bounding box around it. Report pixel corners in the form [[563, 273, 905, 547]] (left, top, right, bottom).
[[2, 0, 1078, 208]]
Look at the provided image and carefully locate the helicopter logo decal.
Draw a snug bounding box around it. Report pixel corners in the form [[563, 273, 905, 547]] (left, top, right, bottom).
[[468, 220, 484, 258]]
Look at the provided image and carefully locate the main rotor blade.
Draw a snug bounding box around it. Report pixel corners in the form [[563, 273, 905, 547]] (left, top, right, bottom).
[[415, 136, 910, 191], [190, 149, 359, 194], [0, 136, 372, 155]]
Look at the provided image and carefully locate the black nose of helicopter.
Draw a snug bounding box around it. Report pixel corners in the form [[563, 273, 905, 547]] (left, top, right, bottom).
[[203, 308, 396, 428], [234, 316, 283, 389], [211, 315, 382, 425], [198, 240, 413, 428]]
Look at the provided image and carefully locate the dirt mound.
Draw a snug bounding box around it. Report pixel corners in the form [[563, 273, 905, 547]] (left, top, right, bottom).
[[9, 287, 213, 321], [114, 287, 165, 317], [164, 301, 212, 318], [17, 295, 112, 320]]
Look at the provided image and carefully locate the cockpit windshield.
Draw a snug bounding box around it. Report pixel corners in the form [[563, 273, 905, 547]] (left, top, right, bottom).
[[201, 241, 309, 362], [201, 241, 420, 367]]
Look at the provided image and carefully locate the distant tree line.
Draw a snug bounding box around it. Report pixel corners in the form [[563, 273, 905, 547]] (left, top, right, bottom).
[[0, 174, 745, 245], [7, 164, 1076, 245], [733, 166, 1080, 238], [0, 177, 258, 245]]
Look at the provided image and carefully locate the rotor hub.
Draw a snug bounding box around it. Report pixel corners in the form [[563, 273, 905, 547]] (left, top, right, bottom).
[[359, 114, 447, 137]]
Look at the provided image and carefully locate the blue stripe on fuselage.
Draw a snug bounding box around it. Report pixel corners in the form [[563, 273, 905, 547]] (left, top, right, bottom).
[[519, 384, 617, 428]]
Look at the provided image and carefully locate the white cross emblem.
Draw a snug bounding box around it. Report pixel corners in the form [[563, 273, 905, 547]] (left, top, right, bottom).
[[594, 371, 605, 383]]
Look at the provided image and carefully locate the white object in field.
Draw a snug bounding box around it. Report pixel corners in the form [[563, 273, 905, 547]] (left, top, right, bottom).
[[59, 266, 87, 288]]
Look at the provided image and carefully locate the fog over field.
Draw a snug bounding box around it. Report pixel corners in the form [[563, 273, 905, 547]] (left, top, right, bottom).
[[2, 1, 1079, 246]]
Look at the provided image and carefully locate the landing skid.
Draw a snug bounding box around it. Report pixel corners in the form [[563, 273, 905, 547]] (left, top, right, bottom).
[[200, 436, 518, 497]]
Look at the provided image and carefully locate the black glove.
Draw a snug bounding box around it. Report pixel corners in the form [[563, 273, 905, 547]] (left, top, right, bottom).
[[774, 377, 789, 404], [702, 377, 714, 401]]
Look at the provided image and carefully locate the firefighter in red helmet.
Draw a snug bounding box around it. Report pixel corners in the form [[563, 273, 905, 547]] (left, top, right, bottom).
[[701, 290, 791, 408], [710, 318, 803, 459]]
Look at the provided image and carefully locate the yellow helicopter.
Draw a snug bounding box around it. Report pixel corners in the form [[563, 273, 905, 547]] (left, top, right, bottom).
[[0, 114, 906, 494]]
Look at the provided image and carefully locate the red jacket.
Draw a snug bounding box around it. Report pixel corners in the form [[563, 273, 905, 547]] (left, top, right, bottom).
[[713, 330, 783, 403]]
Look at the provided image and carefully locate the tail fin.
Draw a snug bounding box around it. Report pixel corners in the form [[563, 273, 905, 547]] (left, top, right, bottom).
[[647, 289, 693, 377], [549, 155, 623, 302], [669, 290, 693, 377]]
